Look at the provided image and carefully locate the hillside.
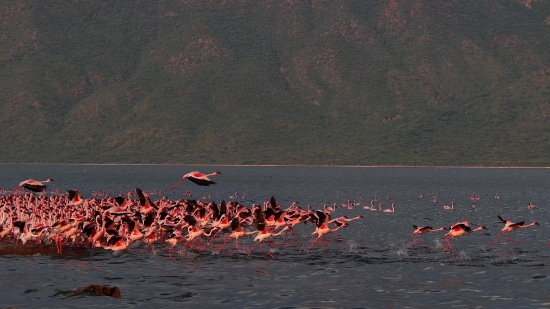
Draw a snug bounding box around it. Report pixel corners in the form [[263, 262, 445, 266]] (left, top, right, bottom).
[[1, 0, 550, 166]]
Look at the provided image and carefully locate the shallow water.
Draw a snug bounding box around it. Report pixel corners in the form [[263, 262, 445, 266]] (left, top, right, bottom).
[[1, 165, 550, 308]]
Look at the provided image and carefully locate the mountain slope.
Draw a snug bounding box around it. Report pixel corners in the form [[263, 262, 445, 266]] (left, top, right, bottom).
[[1, 0, 549, 165]]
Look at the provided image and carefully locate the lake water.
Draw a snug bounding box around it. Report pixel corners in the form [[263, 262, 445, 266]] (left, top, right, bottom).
[[1, 164, 549, 308]]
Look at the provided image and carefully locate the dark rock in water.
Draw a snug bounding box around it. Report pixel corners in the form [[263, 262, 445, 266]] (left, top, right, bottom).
[[75, 285, 121, 298]]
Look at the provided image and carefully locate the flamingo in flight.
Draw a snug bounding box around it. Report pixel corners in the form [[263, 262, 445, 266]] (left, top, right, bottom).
[[443, 221, 487, 253], [491, 215, 539, 244], [170, 171, 221, 189], [411, 225, 447, 247], [14, 178, 54, 193]]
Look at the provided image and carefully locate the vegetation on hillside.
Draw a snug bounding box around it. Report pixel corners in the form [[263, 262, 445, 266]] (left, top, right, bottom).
[[1, 0, 549, 166]]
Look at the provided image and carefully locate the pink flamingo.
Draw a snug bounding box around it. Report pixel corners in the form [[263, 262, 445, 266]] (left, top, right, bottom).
[[67, 190, 84, 207], [443, 221, 487, 253], [170, 171, 221, 189], [14, 179, 54, 193], [443, 201, 455, 210], [411, 225, 447, 247], [218, 217, 249, 253], [491, 215, 539, 244], [248, 209, 288, 258]]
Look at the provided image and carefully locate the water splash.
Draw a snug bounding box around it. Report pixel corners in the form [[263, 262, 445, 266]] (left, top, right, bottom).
[[397, 245, 409, 257], [347, 239, 358, 253], [433, 239, 444, 250], [492, 253, 518, 265], [457, 250, 472, 261]]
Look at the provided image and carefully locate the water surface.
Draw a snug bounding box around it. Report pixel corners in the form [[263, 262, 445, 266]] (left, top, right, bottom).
[[1, 165, 549, 308]]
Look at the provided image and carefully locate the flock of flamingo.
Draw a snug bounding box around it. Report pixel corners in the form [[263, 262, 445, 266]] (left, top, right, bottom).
[[0, 171, 546, 259]]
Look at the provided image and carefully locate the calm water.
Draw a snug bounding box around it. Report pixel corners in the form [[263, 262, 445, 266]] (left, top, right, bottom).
[[1, 164, 550, 308]]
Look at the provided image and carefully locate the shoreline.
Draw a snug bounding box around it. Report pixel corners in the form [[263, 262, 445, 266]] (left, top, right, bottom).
[[0, 163, 548, 168]]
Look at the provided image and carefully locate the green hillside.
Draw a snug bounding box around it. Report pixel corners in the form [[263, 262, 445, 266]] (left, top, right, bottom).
[[1, 0, 549, 166]]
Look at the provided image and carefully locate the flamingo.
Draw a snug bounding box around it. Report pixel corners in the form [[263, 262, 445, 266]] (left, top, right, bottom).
[[443, 221, 487, 253], [183, 224, 218, 251], [491, 215, 539, 244], [443, 201, 455, 210], [105, 235, 131, 251], [14, 179, 54, 193], [218, 217, 249, 253], [170, 171, 221, 189], [165, 230, 185, 258], [411, 225, 447, 247], [248, 208, 288, 258], [67, 190, 84, 207], [308, 210, 343, 251], [383, 203, 395, 213], [329, 215, 364, 230]]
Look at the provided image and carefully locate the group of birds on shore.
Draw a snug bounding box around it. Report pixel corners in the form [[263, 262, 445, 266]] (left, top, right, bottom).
[[0, 172, 545, 258]]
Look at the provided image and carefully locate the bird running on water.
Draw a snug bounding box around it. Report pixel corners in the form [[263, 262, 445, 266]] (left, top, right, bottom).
[[491, 215, 539, 244]]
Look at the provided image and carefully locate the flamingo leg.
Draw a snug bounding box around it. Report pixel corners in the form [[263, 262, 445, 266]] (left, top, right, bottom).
[[168, 246, 175, 259], [411, 233, 417, 246], [443, 237, 452, 253], [259, 244, 274, 258], [506, 232, 521, 243], [287, 226, 296, 236], [170, 178, 186, 190], [491, 232, 505, 244], [195, 239, 205, 250], [218, 237, 231, 253], [417, 236, 426, 247], [308, 237, 320, 251], [183, 240, 191, 249], [208, 230, 222, 245], [233, 239, 249, 253], [248, 241, 261, 257]]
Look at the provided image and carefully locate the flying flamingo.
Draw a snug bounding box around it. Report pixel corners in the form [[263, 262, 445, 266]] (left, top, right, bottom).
[[443, 221, 487, 253], [491, 215, 539, 244], [329, 215, 364, 228], [170, 171, 221, 189], [411, 225, 447, 247], [14, 179, 54, 193]]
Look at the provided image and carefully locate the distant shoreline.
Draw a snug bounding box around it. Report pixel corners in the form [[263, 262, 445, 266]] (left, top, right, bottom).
[[0, 163, 548, 168]]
